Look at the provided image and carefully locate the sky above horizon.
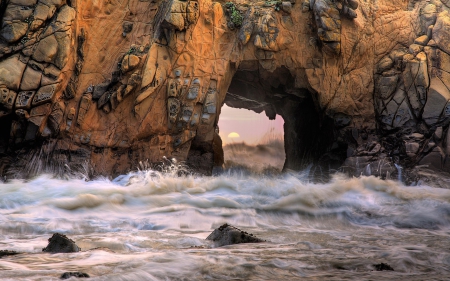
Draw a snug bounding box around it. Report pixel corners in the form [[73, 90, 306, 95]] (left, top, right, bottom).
[[218, 105, 284, 145]]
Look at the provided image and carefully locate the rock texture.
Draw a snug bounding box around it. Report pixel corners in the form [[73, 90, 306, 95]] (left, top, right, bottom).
[[60, 272, 90, 279], [42, 233, 81, 253], [206, 223, 264, 247], [1, 0, 450, 179]]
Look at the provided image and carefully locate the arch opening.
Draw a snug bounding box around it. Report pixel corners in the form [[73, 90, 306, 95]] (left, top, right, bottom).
[[218, 104, 285, 172], [214, 64, 348, 177]]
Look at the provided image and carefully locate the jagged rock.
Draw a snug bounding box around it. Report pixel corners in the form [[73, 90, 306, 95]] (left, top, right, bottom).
[[60, 272, 90, 279], [42, 233, 81, 253], [0, 250, 20, 258], [206, 223, 264, 247]]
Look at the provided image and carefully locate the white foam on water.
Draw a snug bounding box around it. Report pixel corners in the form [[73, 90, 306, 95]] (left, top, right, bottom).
[[1, 170, 450, 280]]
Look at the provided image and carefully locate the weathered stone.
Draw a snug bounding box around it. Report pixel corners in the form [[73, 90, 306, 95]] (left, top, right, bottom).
[[419, 146, 445, 169], [121, 54, 140, 73], [20, 67, 42, 91], [423, 78, 450, 125], [206, 223, 263, 247], [168, 98, 180, 124], [167, 80, 180, 97], [405, 142, 420, 157], [415, 35, 430, 46], [33, 35, 59, 63], [42, 65, 61, 86], [0, 55, 27, 91], [32, 85, 57, 106], [409, 44, 423, 56], [203, 90, 217, 114], [77, 94, 92, 126], [433, 11, 450, 55], [421, 4, 438, 35], [60, 272, 90, 279], [187, 82, 200, 100], [402, 53, 428, 117], [435, 126, 443, 140], [0, 22, 28, 43], [377, 56, 394, 73], [42, 233, 81, 253], [3, 4, 33, 21], [377, 75, 398, 99], [54, 31, 72, 69], [0, 250, 20, 258], [15, 91, 35, 110], [0, 88, 17, 111], [93, 82, 110, 100], [30, 3, 54, 31], [281, 2, 292, 13], [180, 105, 194, 123]]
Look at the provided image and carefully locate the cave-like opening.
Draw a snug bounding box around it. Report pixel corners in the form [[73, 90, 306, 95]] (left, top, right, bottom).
[[218, 104, 285, 172], [216, 64, 347, 177]]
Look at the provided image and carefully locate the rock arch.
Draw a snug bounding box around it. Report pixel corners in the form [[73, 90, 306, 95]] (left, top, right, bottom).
[[1, 0, 449, 180]]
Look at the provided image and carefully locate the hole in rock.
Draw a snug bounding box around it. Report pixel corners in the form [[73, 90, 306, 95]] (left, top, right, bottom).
[[214, 65, 347, 178], [218, 104, 285, 173]]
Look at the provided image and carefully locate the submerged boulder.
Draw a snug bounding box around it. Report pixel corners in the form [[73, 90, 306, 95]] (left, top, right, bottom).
[[42, 233, 81, 253], [206, 223, 264, 247], [0, 250, 20, 258], [373, 263, 394, 271], [60, 272, 90, 279]]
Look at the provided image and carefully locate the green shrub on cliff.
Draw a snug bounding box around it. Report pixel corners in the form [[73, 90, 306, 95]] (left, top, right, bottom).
[[225, 2, 243, 28]]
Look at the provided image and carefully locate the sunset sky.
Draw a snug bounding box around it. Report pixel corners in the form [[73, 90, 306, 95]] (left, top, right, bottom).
[[218, 105, 284, 145]]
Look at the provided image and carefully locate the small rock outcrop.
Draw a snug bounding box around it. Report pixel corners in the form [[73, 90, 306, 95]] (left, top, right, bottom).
[[0, 250, 19, 258], [60, 272, 90, 279], [373, 263, 394, 271], [206, 223, 264, 247], [42, 233, 81, 253]]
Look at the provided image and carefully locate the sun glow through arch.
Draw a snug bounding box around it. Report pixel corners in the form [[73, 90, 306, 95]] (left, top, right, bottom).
[[228, 132, 240, 139]]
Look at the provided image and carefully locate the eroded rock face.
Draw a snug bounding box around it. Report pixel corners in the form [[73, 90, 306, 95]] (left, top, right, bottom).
[[0, 0, 450, 179]]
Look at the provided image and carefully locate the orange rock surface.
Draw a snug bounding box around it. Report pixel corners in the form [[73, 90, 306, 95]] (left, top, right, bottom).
[[1, 0, 450, 178]]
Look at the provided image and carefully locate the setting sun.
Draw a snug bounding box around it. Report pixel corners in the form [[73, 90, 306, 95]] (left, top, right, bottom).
[[228, 132, 240, 138]]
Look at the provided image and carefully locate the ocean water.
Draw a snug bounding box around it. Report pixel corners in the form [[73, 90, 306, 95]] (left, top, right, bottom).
[[1, 166, 450, 280]]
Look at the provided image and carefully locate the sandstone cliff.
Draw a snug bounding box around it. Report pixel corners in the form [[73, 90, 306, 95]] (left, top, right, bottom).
[[0, 0, 449, 179]]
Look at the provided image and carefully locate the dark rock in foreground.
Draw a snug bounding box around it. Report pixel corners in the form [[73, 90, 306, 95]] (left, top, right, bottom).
[[374, 263, 394, 271], [0, 250, 19, 258], [206, 223, 264, 247], [42, 233, 81, 253], [60, 272, 90, 279]]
